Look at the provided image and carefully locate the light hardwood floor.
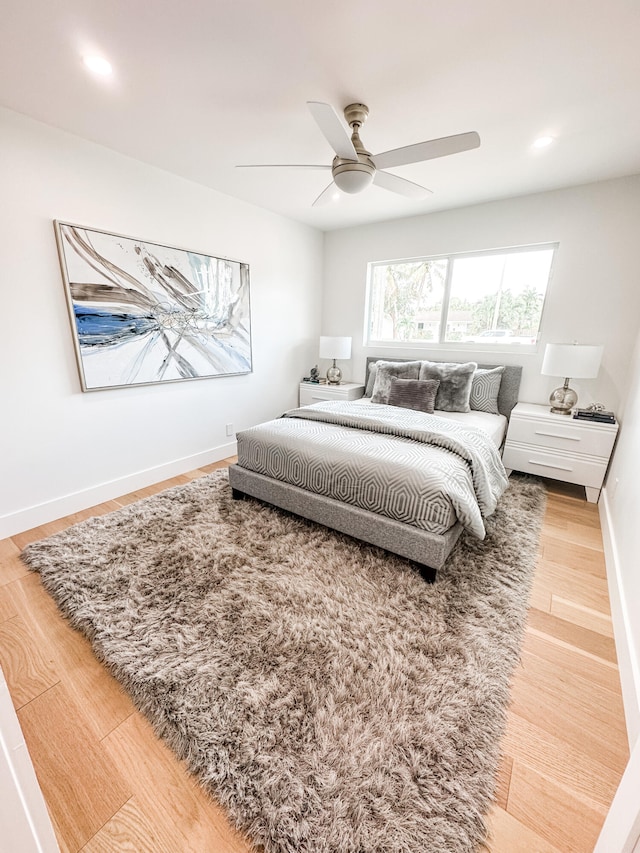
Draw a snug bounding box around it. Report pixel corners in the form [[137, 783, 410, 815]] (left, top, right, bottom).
[[0, 461, 629, 853]]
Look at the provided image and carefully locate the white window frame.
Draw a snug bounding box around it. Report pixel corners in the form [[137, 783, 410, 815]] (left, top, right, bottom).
[[364, 242, 557, 353]]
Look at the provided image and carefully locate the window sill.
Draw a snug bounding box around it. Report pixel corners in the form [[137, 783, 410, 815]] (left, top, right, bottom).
[[365, 341, 540, 356]]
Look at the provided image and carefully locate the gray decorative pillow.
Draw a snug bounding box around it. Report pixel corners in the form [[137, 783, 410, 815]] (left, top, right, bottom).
[[388, 377, 440, 414], [418, 361, 477, 412], [470, 366, 505, 414], [364, 362, 378, 397], [371, 361, 422, 404]]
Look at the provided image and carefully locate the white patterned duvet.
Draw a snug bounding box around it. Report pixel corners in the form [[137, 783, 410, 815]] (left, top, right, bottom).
[[236, 400, 508, 539]]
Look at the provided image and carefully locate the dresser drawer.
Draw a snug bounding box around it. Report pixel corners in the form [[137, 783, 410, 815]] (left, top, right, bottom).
[[507, 416, 616, 458], [502, 444, 608, 489]]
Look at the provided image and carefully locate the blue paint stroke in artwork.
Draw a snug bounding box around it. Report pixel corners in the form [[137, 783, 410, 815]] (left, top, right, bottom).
[[74, 305, 157, 348]]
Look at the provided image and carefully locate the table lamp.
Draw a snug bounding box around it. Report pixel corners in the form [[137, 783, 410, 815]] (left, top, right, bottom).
[[541, 343, 603, 415], [319, 336, 352, 385]]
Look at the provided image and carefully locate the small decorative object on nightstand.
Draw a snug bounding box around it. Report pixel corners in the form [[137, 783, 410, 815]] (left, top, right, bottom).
[[502, 402, 618, 502], [299, 381, 365, 407], [319, 336, 352, 385], [541, 343, 603, 415], [302, 365, 320, 383]]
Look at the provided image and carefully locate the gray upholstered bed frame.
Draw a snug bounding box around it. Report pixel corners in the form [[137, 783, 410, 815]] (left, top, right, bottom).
[[228, 359, 522, 578]]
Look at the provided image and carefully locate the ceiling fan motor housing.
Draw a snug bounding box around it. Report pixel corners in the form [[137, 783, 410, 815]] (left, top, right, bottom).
[[332, 104, 375, 193], [332, 156, 375, 193]]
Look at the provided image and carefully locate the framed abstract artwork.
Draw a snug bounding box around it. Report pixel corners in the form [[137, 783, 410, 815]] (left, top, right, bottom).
[[54, 221, 252, 391]]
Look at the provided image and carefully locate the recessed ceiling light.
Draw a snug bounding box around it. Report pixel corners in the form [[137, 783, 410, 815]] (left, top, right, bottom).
[[82, 55, 113, 76], [532, 136, 554, 149]]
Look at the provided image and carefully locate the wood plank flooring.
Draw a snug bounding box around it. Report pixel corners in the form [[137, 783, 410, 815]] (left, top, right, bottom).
[[0, 462, 629, 852]]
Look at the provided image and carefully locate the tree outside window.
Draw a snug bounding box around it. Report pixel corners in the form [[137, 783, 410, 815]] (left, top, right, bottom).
[[367, 245, 555, 347]]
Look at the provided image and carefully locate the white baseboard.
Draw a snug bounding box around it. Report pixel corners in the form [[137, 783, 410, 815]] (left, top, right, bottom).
[[599, 485, 640, 750], [0, 442, 237, 540]]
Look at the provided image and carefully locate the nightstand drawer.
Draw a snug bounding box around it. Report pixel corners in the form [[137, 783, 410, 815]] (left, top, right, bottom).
[[299, 382, 365, 407], [299, 387, 338, 405], [507, 416, 616, 457], [502, 445, 608, 489]]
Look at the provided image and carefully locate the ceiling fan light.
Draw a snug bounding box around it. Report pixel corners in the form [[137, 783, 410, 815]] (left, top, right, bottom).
[[332, 162, 375, 194]]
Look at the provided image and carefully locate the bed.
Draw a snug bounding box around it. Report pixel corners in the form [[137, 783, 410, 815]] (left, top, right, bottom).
[[228, 358, 522, 578]]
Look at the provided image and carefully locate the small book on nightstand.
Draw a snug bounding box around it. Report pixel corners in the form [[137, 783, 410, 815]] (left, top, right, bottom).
[[573, 408, 616, 424]]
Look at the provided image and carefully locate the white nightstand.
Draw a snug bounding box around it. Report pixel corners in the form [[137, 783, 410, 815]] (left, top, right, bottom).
[[299, 381, 365, 407], [502, 402, 618, 502]]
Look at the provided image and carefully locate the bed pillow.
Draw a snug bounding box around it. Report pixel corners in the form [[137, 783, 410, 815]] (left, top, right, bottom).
[[365, 360, 419, 398], [371, 361, 422, 404], [470, 366, 505, 414], [364, 362, 378, 397], [388, 377, 440, 414], [418, 361, 477, 412]]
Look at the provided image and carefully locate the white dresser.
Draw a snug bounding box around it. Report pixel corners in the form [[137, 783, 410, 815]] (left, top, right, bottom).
[[299, 381, 365, 407], [502, 402, 618, 502]]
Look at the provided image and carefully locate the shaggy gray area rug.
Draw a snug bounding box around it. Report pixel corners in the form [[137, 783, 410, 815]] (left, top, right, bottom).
[[22, 471, 546, 853]]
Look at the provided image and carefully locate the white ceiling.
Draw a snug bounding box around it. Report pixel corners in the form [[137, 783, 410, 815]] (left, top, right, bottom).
[[1, 0, 639, 231]]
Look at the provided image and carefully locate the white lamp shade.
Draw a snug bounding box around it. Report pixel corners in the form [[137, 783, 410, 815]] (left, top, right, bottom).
[[541, 344, 603, 379], [319, 336, 352, 360]]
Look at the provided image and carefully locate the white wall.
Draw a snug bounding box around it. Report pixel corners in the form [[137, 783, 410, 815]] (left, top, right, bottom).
[[323, 176, 640, 411], [0, 665, 59, 851], [601, 326, 640, 746], [0, 108, 323, 537]]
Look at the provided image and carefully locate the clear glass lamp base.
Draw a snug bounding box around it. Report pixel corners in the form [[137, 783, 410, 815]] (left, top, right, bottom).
[[326, 363, 342, 385], [549, 382, 578, 415]]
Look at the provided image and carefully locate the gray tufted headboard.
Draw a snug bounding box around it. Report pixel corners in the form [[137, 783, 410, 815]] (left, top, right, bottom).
[[364, 357, 522, 420]]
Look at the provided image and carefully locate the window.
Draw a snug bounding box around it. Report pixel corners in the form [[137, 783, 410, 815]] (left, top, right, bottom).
[[366, 244, 556, 348]]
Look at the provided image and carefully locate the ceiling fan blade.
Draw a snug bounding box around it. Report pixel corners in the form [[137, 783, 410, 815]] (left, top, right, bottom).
[[307, 101, 358, 161], [312, 182, 338, 207], [373, 131, 481, 170], [235, 164, 330, 170], [373, 170, 432, 198]]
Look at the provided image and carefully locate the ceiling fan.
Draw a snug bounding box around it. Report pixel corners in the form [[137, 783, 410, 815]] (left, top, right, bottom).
[[236, 101, 480, 206]]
